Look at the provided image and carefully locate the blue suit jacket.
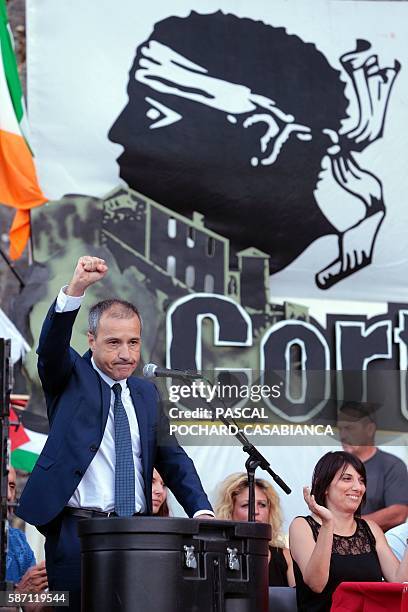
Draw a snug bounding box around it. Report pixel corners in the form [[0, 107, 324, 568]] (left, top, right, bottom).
[[17, 301, 212, 527]]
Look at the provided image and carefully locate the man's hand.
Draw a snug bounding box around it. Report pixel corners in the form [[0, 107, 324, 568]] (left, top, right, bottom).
[[196, 513, 215, 520], [15, 561, 48, 593], [66, 256, 108, 297], [363, 503, 408, 532]]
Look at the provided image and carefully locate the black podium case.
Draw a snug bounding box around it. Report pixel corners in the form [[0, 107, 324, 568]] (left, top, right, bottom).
[[78, 517, 270, 612]]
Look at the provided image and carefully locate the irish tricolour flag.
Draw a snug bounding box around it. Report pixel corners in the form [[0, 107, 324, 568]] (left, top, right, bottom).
[[0, 0, 46, 259], [10, 399, 47, 472]]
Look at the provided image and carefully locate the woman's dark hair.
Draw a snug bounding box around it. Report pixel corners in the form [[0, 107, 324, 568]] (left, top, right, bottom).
[[311, 451, 366, 515], [156, 498, 170, 517]]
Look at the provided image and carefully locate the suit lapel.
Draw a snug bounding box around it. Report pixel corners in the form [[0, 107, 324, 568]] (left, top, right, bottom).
[[100, 376, 111, 427], [83, 350, 112, 428]]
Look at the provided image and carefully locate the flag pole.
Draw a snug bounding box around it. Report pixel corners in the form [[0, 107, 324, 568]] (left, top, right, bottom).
[[0, 246, 25, 287], [28, 209, 33, 266]]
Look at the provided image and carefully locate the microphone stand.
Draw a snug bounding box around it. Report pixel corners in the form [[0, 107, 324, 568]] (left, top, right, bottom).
[[174, 373, 291, 522], [211, 403, 291, 521], [0, 248, 25, 289]]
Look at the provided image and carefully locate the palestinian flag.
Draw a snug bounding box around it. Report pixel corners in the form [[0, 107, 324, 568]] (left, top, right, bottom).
[[0, 0, 46, 259], [9, 397, 47, 472]]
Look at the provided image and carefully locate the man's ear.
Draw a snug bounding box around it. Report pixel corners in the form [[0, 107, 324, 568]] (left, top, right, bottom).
[[87, 331, 95, 351], [367, 421, 376, 439]]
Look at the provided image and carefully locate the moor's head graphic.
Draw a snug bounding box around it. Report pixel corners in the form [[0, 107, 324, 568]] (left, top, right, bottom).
[[109, 11, 400, 289]]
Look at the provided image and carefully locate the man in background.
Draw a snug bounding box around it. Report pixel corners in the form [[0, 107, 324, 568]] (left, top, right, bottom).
[[386, 522, 408, 560], [5, 466, 48, 611], [338, 401, 408, 530]]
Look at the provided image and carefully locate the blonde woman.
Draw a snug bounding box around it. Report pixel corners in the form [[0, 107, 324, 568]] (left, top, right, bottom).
[[215, 472, 295, 587]]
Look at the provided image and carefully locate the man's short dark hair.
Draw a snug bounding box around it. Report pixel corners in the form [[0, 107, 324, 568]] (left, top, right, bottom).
[[338, 401, 378, 425], [311, 450, 367, 515], [88, 299, 142, 336]]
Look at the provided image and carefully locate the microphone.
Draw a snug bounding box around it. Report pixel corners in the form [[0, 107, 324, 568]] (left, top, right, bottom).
[[143, 363, 203, 380]]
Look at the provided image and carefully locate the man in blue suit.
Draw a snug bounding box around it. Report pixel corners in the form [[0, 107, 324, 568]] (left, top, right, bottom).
[[17, 255, 213, 610]]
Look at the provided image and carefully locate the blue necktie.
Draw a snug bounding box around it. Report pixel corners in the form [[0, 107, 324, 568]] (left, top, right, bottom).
[[112, 383, 135, 516]]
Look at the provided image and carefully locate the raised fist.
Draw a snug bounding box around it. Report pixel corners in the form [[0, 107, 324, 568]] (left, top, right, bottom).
[[67, 256, 108, 296]]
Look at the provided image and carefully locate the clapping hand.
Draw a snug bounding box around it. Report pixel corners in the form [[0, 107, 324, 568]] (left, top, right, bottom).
[[303, 486, 333, 525]]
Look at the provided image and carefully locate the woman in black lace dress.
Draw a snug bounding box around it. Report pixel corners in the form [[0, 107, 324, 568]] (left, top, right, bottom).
[[289, 451, 408, 611]]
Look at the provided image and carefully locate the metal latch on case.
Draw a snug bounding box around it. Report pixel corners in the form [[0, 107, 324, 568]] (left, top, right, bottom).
[[227, 547, 240, 571], [183, 545, 198, 569]]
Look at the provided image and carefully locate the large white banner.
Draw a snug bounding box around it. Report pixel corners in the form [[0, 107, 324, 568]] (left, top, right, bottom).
[[23, 3, 408, 530], [26, 0, 408, 302]]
